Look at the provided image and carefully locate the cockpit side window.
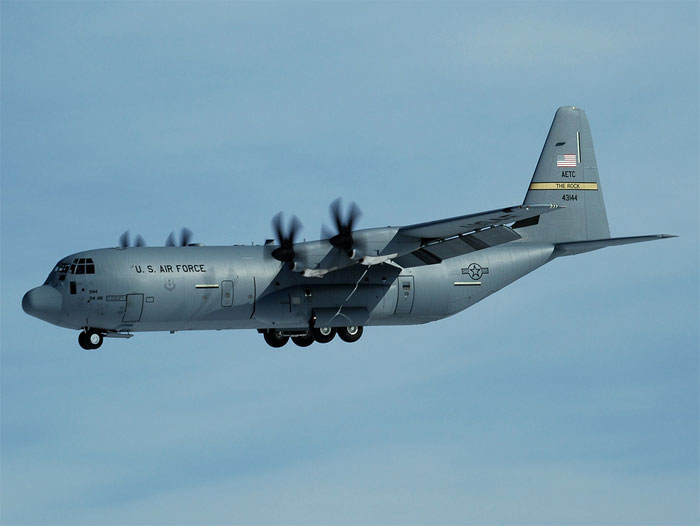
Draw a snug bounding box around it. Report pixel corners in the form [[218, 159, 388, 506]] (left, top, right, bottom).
[[45, 261, 71, 285], [54, 263, 70, 281]]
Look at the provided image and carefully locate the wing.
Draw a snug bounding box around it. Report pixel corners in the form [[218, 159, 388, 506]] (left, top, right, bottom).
[[392, 204, 562, 267], [282, 204, 563, 276], [398, 204, 561, 241]]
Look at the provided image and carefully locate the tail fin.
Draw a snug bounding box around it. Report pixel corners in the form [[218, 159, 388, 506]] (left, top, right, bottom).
[[516, 107, 610, 243]]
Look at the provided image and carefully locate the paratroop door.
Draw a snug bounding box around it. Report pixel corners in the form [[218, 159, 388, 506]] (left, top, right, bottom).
[[221, 280, 233, 307], [394, 276, 414, 314]]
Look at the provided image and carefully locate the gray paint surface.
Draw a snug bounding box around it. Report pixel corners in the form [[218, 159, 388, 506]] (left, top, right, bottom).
[[23, 108, 673, 344]]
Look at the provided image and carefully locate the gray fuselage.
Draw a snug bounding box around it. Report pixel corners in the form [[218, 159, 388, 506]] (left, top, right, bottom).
[[33, 241, 554, 334]]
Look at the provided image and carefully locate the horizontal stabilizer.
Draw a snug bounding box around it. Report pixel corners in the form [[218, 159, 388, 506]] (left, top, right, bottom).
[[554, 234, 677, 257]]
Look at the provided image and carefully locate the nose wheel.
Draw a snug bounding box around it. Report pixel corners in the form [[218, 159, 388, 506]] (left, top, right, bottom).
[[78, 329, 103, 350]]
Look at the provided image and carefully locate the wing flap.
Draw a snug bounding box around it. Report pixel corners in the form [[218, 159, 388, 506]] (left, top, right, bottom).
[[394, 225, 521, 267]]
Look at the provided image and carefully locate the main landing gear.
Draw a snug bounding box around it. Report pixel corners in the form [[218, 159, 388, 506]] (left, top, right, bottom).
[[260, 326, 363, 348], [78, 329, 104, 350]]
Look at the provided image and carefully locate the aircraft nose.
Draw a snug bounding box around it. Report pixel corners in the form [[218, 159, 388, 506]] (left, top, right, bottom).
[[22, 285, 63, 323]]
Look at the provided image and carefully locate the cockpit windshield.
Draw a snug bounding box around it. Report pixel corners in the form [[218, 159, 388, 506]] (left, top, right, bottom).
[[44, 258, 96, 285], [69, 258, 96, 275]]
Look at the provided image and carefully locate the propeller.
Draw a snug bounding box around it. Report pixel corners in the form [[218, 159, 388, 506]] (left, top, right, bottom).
[[271, 212, 302, 263], [324, 197, 362, 255], [165, 227, 194, 247], [119, 231, 146, 248]]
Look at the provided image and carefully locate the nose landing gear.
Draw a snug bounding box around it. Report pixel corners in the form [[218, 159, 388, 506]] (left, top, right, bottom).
[[78, 329, 103, 350]]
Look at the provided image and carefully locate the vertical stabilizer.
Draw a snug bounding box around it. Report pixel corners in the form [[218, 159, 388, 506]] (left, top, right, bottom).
[[518, 107, 610, 243]]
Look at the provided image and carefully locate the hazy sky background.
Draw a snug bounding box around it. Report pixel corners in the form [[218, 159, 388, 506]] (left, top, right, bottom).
[[2, 2, 698, 524]]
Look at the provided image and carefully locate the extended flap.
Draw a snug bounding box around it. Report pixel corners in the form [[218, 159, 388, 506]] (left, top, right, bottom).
[[394, 225, 521, 267]]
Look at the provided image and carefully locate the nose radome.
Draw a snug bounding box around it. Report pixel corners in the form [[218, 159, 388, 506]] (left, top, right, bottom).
[[22, 285, 63, 323]]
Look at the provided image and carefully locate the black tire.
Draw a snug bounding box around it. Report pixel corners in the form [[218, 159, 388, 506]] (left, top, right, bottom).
[[292, 332, 314, 347], [312, 327, 336, 344], [78, 331, 91, 350], [79, 330, 103, 350], [263, 330, 289, 348], [338, 326, 363, 343]]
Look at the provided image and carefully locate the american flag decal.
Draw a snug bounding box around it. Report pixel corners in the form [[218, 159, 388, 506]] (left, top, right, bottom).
[[557, 154, 577, 167]]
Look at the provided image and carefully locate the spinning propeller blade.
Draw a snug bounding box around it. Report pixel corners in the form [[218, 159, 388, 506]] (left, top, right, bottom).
[[271, 212, 302, 263], [165, 227, 194, 247], [119, 231, 130, 248], [119, 230, 147, 248], [327, 197, 362, 255]]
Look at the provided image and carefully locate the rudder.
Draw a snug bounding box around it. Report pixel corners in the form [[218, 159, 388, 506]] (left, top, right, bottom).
[[517, 107, 610, 243]]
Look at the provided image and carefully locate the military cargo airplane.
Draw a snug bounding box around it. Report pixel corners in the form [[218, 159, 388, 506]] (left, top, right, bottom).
[[23, 107, 674, 349]]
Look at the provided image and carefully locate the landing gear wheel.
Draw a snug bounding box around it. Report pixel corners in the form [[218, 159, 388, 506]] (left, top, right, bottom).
[[292, 332, 314, 347], [78, 331, 91, 350], [263, 330, 289, 348], [79, 330, 103, 350], [338, 326, 363, 343], [312, 327, 336, 344]]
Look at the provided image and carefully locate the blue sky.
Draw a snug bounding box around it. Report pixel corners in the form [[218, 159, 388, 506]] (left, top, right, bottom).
[[1, 2, 698, 524]]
